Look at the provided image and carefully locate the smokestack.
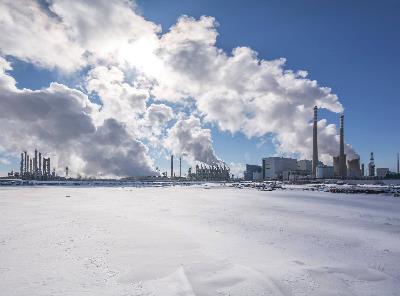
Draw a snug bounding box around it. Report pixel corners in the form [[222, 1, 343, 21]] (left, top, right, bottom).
[[312, 106, 318, 177], [170, 155, 174, 179], [43, 158, 46, 175], [24, 151, 27, 174], [179, 157, 182, 178], [20, 153, 24, 178], [34, 149, 38, 174], [339, 114, 347, 179], [397, 153, 399, 174], [361, 163, 365, 177], [39, 153, 42, 175]]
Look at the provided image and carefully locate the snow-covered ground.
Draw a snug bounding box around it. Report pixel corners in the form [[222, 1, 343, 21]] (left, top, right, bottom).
[[0, 186, 399, 296]]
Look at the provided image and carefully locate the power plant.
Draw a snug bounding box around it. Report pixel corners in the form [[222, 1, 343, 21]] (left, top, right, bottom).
[[244, 106, 398, 181]]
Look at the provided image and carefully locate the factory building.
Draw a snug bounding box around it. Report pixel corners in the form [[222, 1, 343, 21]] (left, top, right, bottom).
[[297, 159, 312, 175], [316, 165, 334, 179], [376, 168, 389, 178], [283, 170, 308, 181], [252, 171, 263, 181], [262, 157, 298, 179], [333, 155, 346, 178], [188, 164, 230, 181], [347, 157, 361, 178], [243, 164, 262, 181]]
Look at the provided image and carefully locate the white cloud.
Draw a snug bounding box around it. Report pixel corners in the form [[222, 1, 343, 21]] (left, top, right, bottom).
[[85, 65, 149, 127], [0, 1, 357, 176], [151, 16, 351, 162]]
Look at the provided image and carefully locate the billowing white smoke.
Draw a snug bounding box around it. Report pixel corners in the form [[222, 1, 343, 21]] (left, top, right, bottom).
[[0, 58, 155, 177], [0, 0, 356, 176], [164, 116, 221, 165]]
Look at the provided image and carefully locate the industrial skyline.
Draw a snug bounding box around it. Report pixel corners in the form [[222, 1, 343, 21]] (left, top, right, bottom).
[[0, 1, 399, 177], [244, 106, 398, 182]]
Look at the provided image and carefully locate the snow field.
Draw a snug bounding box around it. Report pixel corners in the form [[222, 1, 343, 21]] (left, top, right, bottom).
[[0, 186, 399, 295]]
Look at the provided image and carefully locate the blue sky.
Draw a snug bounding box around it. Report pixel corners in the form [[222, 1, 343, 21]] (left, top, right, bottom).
[[1, 0, 399, 176], [137, 0, 400, 171]]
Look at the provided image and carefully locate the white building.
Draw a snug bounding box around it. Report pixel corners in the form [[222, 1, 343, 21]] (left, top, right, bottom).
[[316, 165, 334, 179], [262, 157, 298, 179]]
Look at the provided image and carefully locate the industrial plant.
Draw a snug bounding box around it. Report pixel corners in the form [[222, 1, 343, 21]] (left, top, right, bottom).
[[244, 106, 400, 182], [167, 155, 231, 181], [188, 164, 230, 181], [2, 106, 399, 183], [6, 149, 65, 180]]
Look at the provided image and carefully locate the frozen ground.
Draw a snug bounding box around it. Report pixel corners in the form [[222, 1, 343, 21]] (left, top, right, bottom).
[[0, 186, 399, 296]]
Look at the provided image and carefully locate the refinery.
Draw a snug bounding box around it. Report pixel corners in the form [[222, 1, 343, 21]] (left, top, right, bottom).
[[6, 149, 66, 181]]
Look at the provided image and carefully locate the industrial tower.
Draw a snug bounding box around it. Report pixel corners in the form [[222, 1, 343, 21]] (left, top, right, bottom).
[[170, 155, 174, 179], [312, 106, 318, 177], [368, 152, 375, 177], [339, 114, 347, 179], [179, 157, 182, 178]]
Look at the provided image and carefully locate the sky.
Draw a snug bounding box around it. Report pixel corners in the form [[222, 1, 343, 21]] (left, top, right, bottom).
[[0, 0, 399, 177]]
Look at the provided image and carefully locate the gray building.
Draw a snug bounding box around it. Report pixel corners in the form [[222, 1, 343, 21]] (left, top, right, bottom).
[[262, 157, 298, 179], [243, 164, 262, 181], [316, 165, 334, 179], [376, 168, 389, 178], [297, 159, 312, 174]]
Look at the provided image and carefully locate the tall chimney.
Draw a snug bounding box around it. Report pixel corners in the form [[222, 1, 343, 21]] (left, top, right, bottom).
[[39, 153, 42, 175], [312, 106, 318, 177], [20, 153, 24, 178], [179, 157, 182, 178], [339, 114, 347, 179], [397, 153, 399, 174], [24, 151, 27, 174], [170, 155, 174, 179], [34, 149, 38, 174]]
